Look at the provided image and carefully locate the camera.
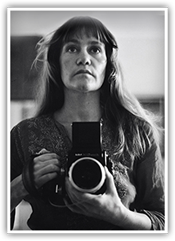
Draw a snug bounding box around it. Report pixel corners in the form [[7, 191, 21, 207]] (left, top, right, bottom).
[[43, 122, 112, 207]]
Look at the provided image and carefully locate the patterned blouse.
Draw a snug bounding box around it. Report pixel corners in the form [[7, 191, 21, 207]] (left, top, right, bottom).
[[11, 114, 164, 230]]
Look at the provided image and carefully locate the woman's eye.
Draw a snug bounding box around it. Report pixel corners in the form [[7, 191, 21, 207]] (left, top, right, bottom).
[[90, 47, 101, 54], [67, 46, 78, 53]]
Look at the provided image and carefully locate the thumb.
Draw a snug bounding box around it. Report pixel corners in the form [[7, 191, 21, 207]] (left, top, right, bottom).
[[104, 166, 117, 195]]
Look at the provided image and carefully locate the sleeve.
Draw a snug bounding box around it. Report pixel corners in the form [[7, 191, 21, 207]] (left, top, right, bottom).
[[134, 141, 165, 230], [10, 125, 24, 229], [11, 126, 24, 181]]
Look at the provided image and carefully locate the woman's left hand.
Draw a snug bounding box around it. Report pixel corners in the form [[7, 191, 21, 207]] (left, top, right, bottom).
[[64, 166, 125, 224]]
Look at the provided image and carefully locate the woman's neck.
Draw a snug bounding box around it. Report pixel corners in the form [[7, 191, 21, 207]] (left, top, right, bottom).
[[54, 88, 102, 124]]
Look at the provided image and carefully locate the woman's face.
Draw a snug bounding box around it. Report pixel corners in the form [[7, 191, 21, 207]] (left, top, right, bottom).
[[60, 33, 107, 93]]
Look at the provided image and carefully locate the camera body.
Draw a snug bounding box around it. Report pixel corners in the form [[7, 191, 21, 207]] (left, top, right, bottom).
[[43, 122, 112, 207], [67, 122, 110, 194]]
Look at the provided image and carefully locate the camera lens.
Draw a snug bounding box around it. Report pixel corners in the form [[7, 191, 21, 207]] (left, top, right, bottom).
[[68, 157, 106, 193]]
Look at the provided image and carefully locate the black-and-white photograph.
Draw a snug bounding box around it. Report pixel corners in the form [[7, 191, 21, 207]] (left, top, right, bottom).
[[8, 8, 168, 233]]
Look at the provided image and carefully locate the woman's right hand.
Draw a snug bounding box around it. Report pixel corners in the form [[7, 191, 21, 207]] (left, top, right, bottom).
[[33, 152, 61, 189], [11, 152, 60, 212]]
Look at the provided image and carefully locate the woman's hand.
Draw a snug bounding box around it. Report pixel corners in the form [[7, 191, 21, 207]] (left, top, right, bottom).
[[64, 166, 125, 224], [33, 151, 61, 189], [11, 150, 61, 213]]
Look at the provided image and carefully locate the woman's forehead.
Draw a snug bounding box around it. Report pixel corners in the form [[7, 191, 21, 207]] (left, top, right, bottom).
[[64, 27, 104, 44], [65, 35, 105, 46]]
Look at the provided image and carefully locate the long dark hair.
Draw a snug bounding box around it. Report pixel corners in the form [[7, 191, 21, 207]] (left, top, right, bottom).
[[34, 16, 161, 159]]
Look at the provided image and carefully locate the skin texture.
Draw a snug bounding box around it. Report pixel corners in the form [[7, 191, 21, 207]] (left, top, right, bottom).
[[60, 35, 107, 93]]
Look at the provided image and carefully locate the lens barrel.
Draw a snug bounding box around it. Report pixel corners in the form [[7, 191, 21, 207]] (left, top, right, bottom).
[[68, 157, 106, 193]]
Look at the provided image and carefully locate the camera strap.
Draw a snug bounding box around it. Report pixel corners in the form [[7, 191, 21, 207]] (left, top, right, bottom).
[[22, 154, 43, 198]]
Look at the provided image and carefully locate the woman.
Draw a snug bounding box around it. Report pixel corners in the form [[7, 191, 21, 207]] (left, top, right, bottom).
[[11, 16, 164, 230]]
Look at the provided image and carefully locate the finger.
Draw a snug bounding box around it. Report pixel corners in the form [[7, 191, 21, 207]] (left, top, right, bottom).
[[64, 191, 93, 216], [35, 163, 60, 177], [34, 159, 60, 172], [104, 166, 117, 195], [36, 172, 58, 188], [64, 198, 83, 214], [65, 178, 99, 204], [65, 178, 88, 205], [34, 153, 60, 163], [65, 178, 79, 202]]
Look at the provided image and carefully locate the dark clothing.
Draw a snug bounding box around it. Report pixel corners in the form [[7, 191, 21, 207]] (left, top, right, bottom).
[[11, 114, 164, 230]]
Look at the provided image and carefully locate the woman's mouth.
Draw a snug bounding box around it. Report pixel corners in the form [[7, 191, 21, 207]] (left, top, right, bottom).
[[74, 70, 94, 76]]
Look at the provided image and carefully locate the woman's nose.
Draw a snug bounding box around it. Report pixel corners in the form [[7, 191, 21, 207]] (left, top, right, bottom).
[[76, 51, 91, 65]]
